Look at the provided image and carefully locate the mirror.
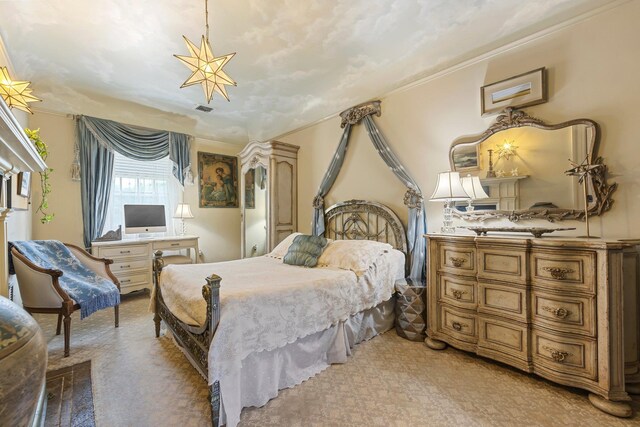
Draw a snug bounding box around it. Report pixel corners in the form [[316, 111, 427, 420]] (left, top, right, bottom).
[[243, 165, 268, 257], [449, 108, 616, 222]]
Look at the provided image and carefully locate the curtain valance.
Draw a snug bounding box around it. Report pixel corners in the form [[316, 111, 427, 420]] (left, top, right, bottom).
[[311, 101, 426, 279]]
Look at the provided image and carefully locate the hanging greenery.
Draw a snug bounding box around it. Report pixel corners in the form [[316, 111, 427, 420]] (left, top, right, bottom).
[[24, 128, 54, 223]]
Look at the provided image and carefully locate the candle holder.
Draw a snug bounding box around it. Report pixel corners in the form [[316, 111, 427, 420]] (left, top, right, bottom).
[[486, 149, 496, 178]]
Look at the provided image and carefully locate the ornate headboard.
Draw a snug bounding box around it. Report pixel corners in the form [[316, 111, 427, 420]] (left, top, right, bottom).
[[324, 200, 409, 269]]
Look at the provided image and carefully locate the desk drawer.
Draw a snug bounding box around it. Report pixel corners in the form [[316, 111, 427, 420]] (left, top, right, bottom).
[[479, 316, 529, 363], [438, 244, 476, 276], [531, 250, 595, 294], [112, 259, 149, 273], [116, 272, 150, 288], [99, 245, 149, 259], [532, 328, 597, 380], [478, 281, 527, 322], [478, 248, 527, 285], [153, 239, 197, 251], [437, 305, 478, 343], [438, 274, 477, 309], [532, 291, 596, 336]]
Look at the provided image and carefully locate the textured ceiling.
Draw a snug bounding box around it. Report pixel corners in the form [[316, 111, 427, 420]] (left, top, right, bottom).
[[0, 0, 614, 144]]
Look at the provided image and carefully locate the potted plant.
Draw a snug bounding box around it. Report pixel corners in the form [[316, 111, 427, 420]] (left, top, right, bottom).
[[24, 128, 54, 223]]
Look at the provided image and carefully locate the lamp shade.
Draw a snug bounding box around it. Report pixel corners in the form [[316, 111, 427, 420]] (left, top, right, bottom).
[[461, 175, 489, 200], [173, 203, 194, 219], [429, 171, 469, 201]]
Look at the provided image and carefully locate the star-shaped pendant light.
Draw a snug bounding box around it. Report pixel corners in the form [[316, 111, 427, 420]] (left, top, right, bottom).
[[174, 0, 236, 103], [0, 66, 41, 113]]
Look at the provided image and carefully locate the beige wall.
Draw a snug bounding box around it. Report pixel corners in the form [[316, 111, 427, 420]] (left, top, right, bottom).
[[280, 2, 640, 239], [28, 112, 243, 262]]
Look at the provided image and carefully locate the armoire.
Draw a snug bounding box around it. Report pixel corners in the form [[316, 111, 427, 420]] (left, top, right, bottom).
[[238, 140, 299, 258]]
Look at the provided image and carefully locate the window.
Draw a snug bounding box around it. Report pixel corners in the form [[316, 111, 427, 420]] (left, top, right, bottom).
[[104, 152, 179, 235]]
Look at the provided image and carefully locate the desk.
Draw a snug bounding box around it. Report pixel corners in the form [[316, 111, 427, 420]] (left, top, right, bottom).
[[91, 235, 199, 294]]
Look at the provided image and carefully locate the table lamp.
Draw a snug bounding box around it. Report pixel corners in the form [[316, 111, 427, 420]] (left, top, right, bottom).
[[174, 203, 194, 236], [429, 171, 469, 233], [461, 174, 489, 212]]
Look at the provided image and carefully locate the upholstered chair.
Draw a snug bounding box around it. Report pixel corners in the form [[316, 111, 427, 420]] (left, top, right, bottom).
[[11, 243, 120, 357]]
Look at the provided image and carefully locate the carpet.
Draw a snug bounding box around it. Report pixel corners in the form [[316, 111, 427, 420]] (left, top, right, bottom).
[[45, 360, 95, 427]]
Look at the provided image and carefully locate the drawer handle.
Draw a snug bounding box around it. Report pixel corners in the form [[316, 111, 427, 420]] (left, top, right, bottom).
[[449, 257, 466, 268], [121, 279, 131, 284], [542, 306, 571, 319], [451, 321, 468, 331], [120, 265, 131, 269], [542, 267, 575, 280], [171, 243, 180, 246], [451, 289, 467, 300], [120, 250, 131, 254], [542, 345, 570, 363]]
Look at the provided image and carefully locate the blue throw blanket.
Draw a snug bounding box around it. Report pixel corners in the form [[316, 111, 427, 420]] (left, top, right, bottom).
[[9, 240, 120, 319]]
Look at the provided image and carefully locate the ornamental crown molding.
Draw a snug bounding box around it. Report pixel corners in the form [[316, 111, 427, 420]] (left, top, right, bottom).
[[339, 100, 381, 128]]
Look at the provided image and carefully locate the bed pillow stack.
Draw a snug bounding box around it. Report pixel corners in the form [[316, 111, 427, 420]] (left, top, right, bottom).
[[318, 239, 393, 276], [283, 235, 329, 267]]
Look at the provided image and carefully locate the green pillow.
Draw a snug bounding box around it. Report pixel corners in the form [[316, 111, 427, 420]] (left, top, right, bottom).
[[283, 235, 329, 267]]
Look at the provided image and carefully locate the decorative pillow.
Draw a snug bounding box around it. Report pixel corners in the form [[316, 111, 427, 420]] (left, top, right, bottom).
[[283, 235, 329, 267], [266, 233, 302, 259], [318, 239, 393, 276]]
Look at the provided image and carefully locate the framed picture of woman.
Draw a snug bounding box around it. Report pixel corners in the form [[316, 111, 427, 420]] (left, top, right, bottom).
[[198, 152, 239, 208]]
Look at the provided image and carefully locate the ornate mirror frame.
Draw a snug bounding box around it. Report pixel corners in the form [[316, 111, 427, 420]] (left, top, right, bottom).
[[450, 108, 617, 222]]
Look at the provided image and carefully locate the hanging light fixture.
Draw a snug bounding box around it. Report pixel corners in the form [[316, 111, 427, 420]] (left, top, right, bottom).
[[174, 0, 236, 103], [0, 66, 41, 114]]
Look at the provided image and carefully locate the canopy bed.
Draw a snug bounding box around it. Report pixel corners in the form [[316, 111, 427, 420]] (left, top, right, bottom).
[[153, 199, 408, 427]]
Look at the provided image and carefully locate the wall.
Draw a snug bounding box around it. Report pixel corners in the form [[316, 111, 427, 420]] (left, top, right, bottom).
[[28, 112, 243, 262], [279, 2, 640, 240]]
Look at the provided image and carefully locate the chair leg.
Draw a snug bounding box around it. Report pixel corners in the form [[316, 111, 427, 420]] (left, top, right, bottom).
[[63, 314, 71, 357], [56, 313, 62, 335], [114, 305, 119, 328], [154, 312, 161, 338]]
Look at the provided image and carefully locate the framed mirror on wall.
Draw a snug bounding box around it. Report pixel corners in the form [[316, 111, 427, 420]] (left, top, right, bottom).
[[449, 107, 616, 222]]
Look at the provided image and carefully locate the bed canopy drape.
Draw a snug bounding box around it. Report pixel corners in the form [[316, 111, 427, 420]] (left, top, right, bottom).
[[77, 115, 192, 247], [311, 101, 427, 279]]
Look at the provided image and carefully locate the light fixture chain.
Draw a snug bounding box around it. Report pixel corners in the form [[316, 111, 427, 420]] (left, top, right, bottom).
[[205, 0, 209, 41]]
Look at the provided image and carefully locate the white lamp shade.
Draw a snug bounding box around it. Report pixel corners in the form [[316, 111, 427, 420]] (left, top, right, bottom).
[[430, 171, 470, 201], [461, 175, 489, 200], [173, 203, 194, 219]]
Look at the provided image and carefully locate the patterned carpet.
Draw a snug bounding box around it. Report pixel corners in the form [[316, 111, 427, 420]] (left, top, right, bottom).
[[35, 292, 639, 427]]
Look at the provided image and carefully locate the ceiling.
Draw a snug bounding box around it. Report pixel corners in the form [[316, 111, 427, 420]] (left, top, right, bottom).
[[0, 0, 615, 144]]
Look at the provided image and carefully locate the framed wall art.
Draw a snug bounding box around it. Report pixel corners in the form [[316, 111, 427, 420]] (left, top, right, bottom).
[[17, 171, 31, 197], [451, 144, 480, 171], [481, 67, 547, 116], [198, 152, 239, 208], [7, 175, 29, 210]]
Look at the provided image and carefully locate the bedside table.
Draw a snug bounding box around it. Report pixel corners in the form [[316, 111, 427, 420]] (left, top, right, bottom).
[[394, 277, 426, 342]]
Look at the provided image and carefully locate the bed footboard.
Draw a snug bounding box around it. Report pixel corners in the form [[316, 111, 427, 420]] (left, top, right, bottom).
[[152, 250, 223, 427]]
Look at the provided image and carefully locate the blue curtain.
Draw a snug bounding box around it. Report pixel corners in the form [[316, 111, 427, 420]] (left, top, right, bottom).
[[311, 124, 352, 236], [77, 119, 114, 248], [77, 116, 192, 247], [363, 115, 426, 279]]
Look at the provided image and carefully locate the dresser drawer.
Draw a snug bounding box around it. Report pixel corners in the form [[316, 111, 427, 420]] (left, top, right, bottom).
[[112, 258, 149, 273], [437, 305, 478, 343], [478, 248, 527, 285], [532, 329, 597, 380], [438, 274, 477, 309], [438, 243, 476, 276], [531, 250, 596, 294], [478, 281, 527, 322], [115, 272, 150, 289], [98, 244, 149, 259], [153, 239, 197, 251], [478, 316, 529, 363], [532, 291, 596, 336]]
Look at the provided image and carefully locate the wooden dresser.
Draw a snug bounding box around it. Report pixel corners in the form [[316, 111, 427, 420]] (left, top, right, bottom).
[[425, 234, 640, 417]]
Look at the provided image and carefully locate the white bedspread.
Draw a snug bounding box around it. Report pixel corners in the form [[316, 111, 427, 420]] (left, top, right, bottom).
[[158, 250, 404, 426]]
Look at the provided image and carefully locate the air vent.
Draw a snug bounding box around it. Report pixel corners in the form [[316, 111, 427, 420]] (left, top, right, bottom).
[[195, 105, 213, 112]]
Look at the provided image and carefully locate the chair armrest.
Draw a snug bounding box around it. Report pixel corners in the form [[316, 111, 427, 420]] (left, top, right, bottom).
[[65, 243, 120, 289], [11, 248, 70, 308]]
